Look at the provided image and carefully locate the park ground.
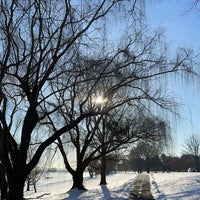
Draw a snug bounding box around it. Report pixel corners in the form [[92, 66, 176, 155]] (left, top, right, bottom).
[[25, 171, 200, 200]]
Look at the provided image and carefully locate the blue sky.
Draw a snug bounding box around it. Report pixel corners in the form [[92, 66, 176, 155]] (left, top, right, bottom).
[[146, 0, 200, 155], [146, 0, 200, 50]]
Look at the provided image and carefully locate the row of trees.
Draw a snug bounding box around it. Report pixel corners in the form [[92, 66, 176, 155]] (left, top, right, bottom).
[[126, 152, 200, 173], [0, 0, 198, 199], [119, 152, 200, 173], [121, 133, 200, 173]]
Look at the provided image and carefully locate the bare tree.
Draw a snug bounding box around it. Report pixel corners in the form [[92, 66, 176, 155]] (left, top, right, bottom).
[[26, 145, 50, 193], [97, 112, 137, 185], [97, 111, 170, 184], [56, 104, 170, 190], [0, 0, 197, 199], [183, 133, 200, 171], [0, 1, 138, 199], [56, 111, 143, 190]]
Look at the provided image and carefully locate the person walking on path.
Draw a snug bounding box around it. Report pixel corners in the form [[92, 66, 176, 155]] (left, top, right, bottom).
[[128, 174, 155, 200]]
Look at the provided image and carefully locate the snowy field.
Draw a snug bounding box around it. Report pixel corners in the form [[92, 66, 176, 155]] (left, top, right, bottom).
[[25, 171, 200, 199], [151, 172, 200, 200]]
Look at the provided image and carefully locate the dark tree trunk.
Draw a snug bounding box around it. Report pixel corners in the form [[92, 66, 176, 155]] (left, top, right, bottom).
[[146, 156, 150, 173], [194, 155, 200, 172], [100, 117, 107, 185], [6, 162, 28, 200], [136, 158, 143, 173], [58, 137, 87, 190], [33, 182, 37, 193], [71, 169, 87, 190], [0, 163, 7, 199], [88, 165, 95, 178], [100, 153, 107, 185], [26, 178, 30, 191], [7, 175, 26, 200]]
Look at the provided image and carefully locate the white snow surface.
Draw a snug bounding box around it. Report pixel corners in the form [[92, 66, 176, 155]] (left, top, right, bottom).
[[151, 172, 200, 200], [25, 171, 200, 199]]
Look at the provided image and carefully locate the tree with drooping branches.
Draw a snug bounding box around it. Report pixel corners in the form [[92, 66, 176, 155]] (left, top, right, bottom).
[[0, 0, 197, 199]]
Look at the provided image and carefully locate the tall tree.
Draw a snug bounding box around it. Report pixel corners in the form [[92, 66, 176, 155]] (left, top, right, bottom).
[[0, 0, 197, 199], [0, 1, 138, 198], [56, 109, 143, 190]]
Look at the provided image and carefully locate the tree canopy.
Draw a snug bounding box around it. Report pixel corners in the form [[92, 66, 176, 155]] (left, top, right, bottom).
[[0, 0, 198, 199]]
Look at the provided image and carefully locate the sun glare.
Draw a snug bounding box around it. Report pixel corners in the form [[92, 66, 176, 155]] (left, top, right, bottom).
[[93, 95, 108, 105], [96, 96, 104, 104]]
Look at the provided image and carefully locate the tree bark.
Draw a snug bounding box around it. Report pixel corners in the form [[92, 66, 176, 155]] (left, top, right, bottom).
[[33, 182, 37, 193], [6, 161, 28, 200], [194, 155, 200, 172], [7, 174, 26, 200], [0, 163, 7, 199], [26, 178, 30, 191], [71, 170, 87, 190], [100, 152, 107, 185], [146, 156, 150, 173]]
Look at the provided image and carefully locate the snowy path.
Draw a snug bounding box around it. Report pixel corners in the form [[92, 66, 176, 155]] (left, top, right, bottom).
[[128, 174, 154, 200]]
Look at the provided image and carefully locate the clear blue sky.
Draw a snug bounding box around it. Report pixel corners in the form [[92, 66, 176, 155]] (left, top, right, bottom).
[[146, 0, 200, 156]]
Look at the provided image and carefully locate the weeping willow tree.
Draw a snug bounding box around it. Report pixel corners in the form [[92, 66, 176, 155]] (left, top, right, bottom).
[[0, 0, 197, 199]]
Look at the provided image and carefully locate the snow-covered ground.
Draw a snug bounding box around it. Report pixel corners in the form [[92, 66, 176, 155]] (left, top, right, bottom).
[[25, 171, 200, 199], [25, 171, 137, 200], [151, 172, 200, 200]]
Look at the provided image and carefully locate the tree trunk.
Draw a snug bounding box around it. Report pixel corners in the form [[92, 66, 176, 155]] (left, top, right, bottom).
[[7, 175, 26, 200], [71, 169, 87, 190], [136, 158, 143, 173], [33, 182, 37, 193], [194, 155, 200, 172], [26, 178, 30, 191], [100, 153, 107, 185], [146, 156, 150, 173], [0, 163, 7, 199], [6, 163, 28, 200], [88, 165, 94, 178], [100, 116, 107, 185]]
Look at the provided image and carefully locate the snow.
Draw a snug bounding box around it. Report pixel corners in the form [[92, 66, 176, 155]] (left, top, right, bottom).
[[151, 172, 200, 200], [25, 171, 137, 200], [25, 171, 200, 199]]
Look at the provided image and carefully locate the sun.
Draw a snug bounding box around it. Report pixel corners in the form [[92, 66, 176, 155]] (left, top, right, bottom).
[[95, 96, 104, 104], [92, 95, 108, 105]]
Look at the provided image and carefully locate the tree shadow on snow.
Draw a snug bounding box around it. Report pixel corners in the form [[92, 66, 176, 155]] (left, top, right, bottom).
[[63, 188, 85, 200], [101, 184, 111, 199], [165, 187, 200, 200]]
